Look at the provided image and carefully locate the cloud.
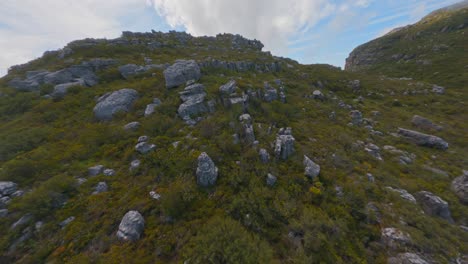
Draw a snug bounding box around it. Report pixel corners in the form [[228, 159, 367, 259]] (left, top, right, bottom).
[[148, 0, 336, 55], [0, 0, 146, 76]]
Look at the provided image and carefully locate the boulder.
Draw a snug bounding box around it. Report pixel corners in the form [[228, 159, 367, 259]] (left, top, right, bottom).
[[0, 181, 18, 196], [304, 155, 320, 179], [219, 80, 237, 94], [398, 128, 448, 150], [349, 110, 363, 125], [124, 121, 140, 131], [164, 60, 201, 89], [196, 152, 218, 187], [312, 90, 325, 100], [93, 182, 108, 194], [144, 103, 158, 117], [388, 253, 429, 264], [51, 80, 84, 98], [239, 113, 252, 124], [259, 148, 270, 163], [243, 124, 256, 144], [415, 191, 453, 222], [135, 142, 156, 154], [266, 173, 277, 186], [117, 211, 145, 241], [119, 64, 165, 79], [93, 89, 139, 121], [263, 82, 278, 102], [88, 165, 104, 176], [411, 115, 443, 131], [138, 135, 149, 143], [130, 160, 141, 171], [177, 83, 208, 119], [103, 169, 116, 176], [451, 171, 468, 204], [365, 143, 382, 161], [381, 227, 411, 248], [274, 128, 295, 160]]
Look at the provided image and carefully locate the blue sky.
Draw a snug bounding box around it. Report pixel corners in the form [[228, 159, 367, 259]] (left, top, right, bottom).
[[0, 0, 462, 76]]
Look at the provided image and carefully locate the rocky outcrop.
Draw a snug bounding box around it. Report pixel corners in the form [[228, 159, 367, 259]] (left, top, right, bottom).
[[415, 191, 453, 222], [0, 181, 18, 196], [364, 143, 383, 161], [381, 227, 412, 248], [274, 128, 295, 160], [178, 83, 208, 122], [304, 155, 320, 179], [92, 182, 108, 194], [164, 60, 201, 89], [198, 59, 281, 73], [88, 165, 104, 176], [117, 211, 145, 241], [411, 115, 443, 131], [8, 59, 116, 92], [262, 82, 278, 102], [123, 121, 140, 131], [386, 187, 417, 203], [451, 171, 468, 204], [398, 128, 448, 150], [119, 64, 166, 79], [196, 152, 218, 187], [388, 253, 429, 264], [93, 89, 139, 121], [144, 99, 161, 117], [349, 110, 363, 125], [219, 80, 248, 107]]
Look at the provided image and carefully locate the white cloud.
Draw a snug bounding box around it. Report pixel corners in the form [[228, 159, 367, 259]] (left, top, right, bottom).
[[0, 0, 146, 76], [148, 0, 336, 55]]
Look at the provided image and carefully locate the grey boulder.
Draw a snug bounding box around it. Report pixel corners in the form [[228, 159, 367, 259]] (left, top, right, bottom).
[[164, 60, 201, 89], [349, 110, 363, 125], [304, 155, 320, 179], [92, 182, 108, 194], [415, 191, 453, 223], [388, 253, 429, 264], [219, 80, 237, 94], [398, 128, 448, 150], [259, 148, 270, 163], [93, 89, 139, 121], [196, 152, 218, 187], [411, 115, 442, 131], [451, 171, 468, 204], [274, 128, 295, 160], [117, 210, 145, 241], [135, 142, 156, 154], [124, 121, 140, 131], [88, 165, 104, 176], [0, 181, 18, 196], [177, 83, 208, 119], [266, 173, 277, 186]]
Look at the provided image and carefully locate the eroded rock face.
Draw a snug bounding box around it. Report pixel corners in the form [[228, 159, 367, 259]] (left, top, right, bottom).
[[164, 60, 201, 89], [415, 191, 453, 223], [93, 89, 139, 121], [451, 171, 468, 204], [117, 211, 145, 241], [304, 155, 320, 179], [398, 128, 448, 150], [274, 128, 295, 160], [196, 152, 218, 187]]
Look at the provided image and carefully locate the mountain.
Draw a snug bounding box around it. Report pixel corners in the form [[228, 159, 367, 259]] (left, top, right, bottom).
[[345, 3, 468, 88], [0, 9, 467, 264]]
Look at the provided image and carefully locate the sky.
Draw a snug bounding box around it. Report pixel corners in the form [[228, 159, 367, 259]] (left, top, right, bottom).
[[0, 0, 462, 76]]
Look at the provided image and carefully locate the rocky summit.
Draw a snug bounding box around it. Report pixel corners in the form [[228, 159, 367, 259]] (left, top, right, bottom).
[[0, 4, 467, 263]]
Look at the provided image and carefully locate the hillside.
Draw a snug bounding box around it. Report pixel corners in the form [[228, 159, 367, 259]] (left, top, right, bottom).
[[345, 3, 468, 89], [0, 28, 467, 263]]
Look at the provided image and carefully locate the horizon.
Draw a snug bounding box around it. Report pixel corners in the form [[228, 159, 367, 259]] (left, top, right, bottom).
[[0, 0, 463, 77]]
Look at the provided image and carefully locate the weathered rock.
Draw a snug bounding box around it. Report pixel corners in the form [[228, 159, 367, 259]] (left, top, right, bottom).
[[451, 171, 468, 204], [149, 191, 161, 200], [196, 152, 218, 187], [259, 148, 270, 163], [415, 191, 453, 222], [51, 80, 84, 98], [411, 115, 443, 131], [135, 142, 156, 154], [432, 85, 445, 94], [178, 84, 208, 120], [266, 173, 277, 186], [381, 227, 411, 248], [0, 181, 18, 196], [117, 211, 145, 241], [130, 160, 141, 171], [312, 90, 325, 100], [144, 103, 158, 117], [304, 155, 320, 179], [164, 60, 201, 89], [263, 82, 278, 102], [88, 165, 104, 176], [388, 253, 429, 264], [124, 121, 140, 131], [239, 113, 252, 124], [365, 143, 383, 161], [103, 169, 115, 176], [274, 128, 295, 160], [386, 187, 417, 203], [219, 80, 237, 94], [93, 89, 139, 121], [0, 196, 11, 208], [350, 110, 363, 125], [398, 128, 448, 150], [93, 182, 108, 194]]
